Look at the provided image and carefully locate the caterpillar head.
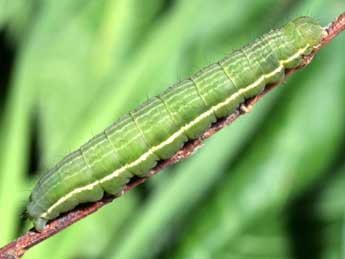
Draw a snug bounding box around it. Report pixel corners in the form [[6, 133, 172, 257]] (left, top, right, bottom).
[[282, 16, 324, 54], [292, 16, 324, 48]]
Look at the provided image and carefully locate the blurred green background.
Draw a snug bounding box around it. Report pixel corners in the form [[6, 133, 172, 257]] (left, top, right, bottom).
[[0, 0, 344, 258]]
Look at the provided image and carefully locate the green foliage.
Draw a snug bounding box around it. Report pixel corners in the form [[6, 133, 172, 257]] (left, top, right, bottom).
[[0, 0, 344, 258]]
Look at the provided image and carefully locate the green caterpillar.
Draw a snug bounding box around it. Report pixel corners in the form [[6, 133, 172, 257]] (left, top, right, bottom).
[[27, 16, 324, 231]]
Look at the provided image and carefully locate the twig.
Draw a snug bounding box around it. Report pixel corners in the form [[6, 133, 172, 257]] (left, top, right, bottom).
[[0, 12, 344, 259]]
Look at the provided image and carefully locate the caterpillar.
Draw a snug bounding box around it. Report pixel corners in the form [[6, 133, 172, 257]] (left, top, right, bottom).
[[27, 16, 324, 231]]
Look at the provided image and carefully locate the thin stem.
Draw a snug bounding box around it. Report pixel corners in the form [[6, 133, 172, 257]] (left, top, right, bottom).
[[0, 12, 344, 259]]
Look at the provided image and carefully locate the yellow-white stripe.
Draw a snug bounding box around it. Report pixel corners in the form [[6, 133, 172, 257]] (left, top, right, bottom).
[[40, 45, 309, 219]]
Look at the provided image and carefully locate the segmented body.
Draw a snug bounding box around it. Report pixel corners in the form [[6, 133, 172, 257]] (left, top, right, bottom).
[[27, 17, 324, 231]]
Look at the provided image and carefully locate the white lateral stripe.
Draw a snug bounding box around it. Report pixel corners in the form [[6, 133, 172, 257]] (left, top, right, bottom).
[[281, 44, 309, 65], [40, 45, 309, 218]]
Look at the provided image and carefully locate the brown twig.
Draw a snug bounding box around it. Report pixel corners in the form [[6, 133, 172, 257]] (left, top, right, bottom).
[[1, 12, 344, 259]]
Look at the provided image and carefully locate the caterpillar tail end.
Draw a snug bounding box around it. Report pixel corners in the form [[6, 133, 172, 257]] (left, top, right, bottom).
[[32, 217, 47, 232]]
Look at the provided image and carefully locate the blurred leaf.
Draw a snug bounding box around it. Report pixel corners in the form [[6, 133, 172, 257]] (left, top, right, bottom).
[[0, 0, 36, 42], [217, 213, 292, 259], [0, 45, 38, 244], [317, 164, 345, 220]]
